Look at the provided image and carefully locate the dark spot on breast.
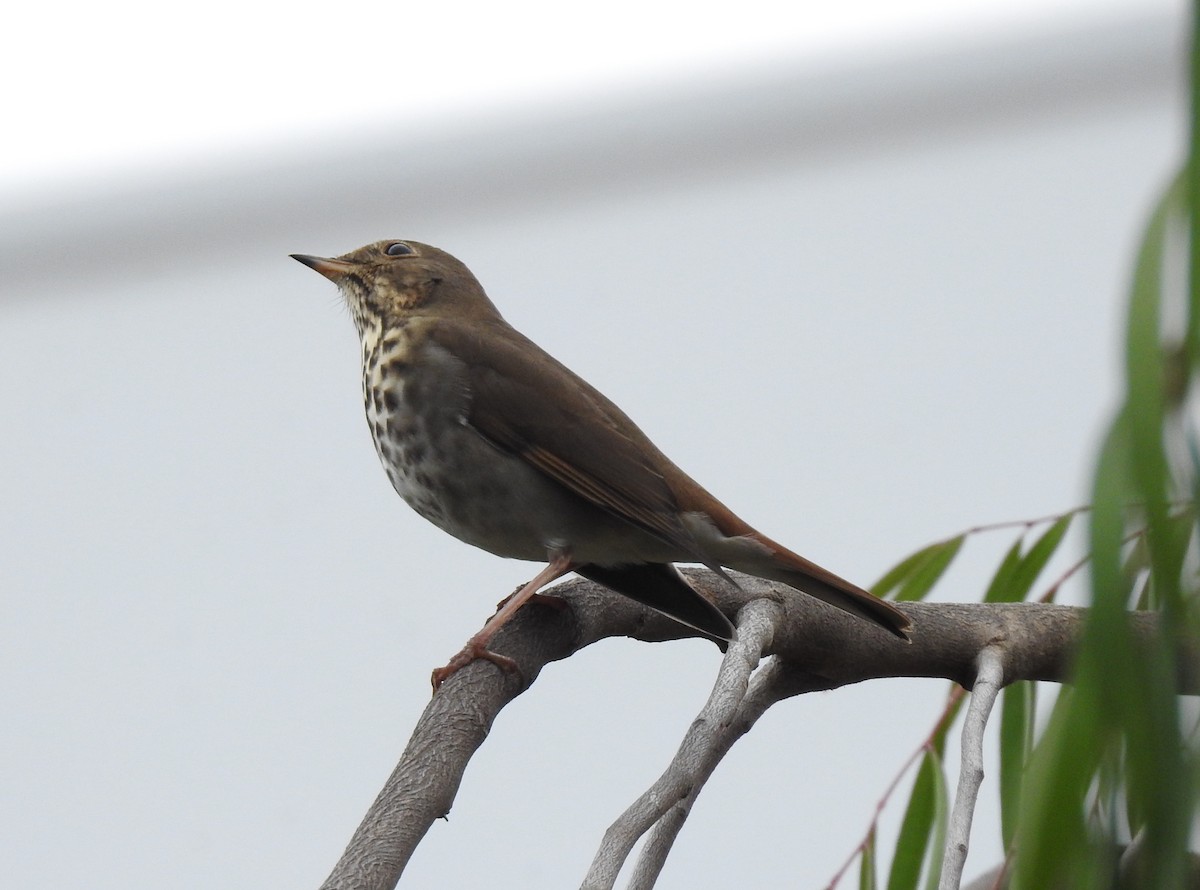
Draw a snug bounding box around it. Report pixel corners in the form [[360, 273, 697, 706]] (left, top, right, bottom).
[[382, 359, 410, 378]]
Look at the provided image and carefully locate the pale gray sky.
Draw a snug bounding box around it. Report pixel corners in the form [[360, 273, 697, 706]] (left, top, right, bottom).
[[1, 0, 1174, 191]]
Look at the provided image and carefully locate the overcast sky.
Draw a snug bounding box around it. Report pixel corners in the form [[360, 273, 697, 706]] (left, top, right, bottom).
[[2, 0, 1176, 193]]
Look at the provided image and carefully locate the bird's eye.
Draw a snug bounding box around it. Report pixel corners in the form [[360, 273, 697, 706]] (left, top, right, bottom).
[[385, 242, 415, 256]]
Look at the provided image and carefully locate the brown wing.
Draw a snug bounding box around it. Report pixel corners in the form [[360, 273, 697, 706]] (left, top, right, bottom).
[[429, 320, 713, 564]]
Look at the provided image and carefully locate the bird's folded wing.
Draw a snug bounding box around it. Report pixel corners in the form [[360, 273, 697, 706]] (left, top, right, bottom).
[[430, 321, 704, 560]]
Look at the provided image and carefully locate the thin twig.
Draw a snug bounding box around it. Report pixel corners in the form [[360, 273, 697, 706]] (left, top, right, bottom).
[[581, 598, 781, 890], [961, 506, 1091, 537], [626, 656, 802, 888], [940, 646, 1006, 890]]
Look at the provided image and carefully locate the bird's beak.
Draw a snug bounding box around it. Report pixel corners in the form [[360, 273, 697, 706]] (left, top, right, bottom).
[[290, 254, 356, 281]]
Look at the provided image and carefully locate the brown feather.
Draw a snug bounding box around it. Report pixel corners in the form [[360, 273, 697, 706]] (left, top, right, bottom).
[[430, 320, 705, 559]]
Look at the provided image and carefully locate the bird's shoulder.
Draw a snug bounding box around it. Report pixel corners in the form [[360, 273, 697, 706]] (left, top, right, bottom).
[[423, 316, 688, 515], [422, 317, 632, 432]]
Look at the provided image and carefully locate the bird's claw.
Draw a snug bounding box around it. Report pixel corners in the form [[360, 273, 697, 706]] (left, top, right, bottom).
[[431, 644, 520, 692]]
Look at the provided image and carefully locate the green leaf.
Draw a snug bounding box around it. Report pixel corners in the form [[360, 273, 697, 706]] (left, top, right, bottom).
[[858, 828, 877, 890], [1017, 402, 1193, 887], [1103, 175, 1194, 879], [1121, 533, 1152, 609], [998, 681, 1034, 849], [872, 541, 949, 597], [1011, 18, 1200, 885], [873, 536, 964, 603], [921, 747, 949, 890], [981, 538, 1024, 604], [895, 536, 963, 602], [1011, 686, 1102, 888], [1126, 172, 1185, 616], [1149, 507, 1197, 611], [1007, 514, 1073, 603], [886, 748, 948, 890], [983, 515, 1073, 604], [887, 752, 937, 890], [1192, 4, 1200, 356]]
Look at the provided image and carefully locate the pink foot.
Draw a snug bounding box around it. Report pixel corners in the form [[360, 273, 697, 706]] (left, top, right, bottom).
[[431, 643, 519, 691]]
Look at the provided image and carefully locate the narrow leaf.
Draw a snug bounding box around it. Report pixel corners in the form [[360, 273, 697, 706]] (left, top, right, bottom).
[[887, 752, 938, 890], [873, 541, 954, 598], [1007, 515, 1073, 602], [981, 538, 1024, 604], [998, 681, 1034, 849], [921, 747, 949, 890], [858, 828, 877, 890], [1011, 686, 1101, 888], [895, 537, 965, 603]]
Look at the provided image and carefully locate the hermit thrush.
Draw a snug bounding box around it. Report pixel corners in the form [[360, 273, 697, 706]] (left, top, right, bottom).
[[292, 241, 910, 688]]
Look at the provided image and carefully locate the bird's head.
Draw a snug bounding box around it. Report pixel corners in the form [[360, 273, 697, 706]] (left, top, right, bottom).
[[291, 240, 502, 336]]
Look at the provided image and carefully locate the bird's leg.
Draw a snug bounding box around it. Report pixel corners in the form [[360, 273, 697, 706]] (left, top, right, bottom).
[[493, 589, 571, 613], [432, 552, 575, 691]]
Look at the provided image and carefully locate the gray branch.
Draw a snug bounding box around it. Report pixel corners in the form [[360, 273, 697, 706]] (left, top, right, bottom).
[[583, 598, 781, 889], [316, 570, 1200, 890], [941, 646, 1005, 890]]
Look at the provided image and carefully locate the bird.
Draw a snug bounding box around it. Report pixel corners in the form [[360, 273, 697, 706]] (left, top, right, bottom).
[[291, 240, 910, 688]]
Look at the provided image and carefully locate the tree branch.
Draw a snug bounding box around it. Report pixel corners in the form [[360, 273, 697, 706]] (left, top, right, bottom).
[[941, 646, 1005, 889], [583, 598, 782, 889], [317, 570, 1200, 890]]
